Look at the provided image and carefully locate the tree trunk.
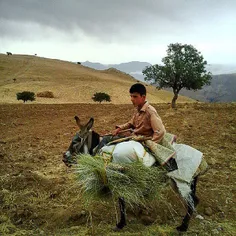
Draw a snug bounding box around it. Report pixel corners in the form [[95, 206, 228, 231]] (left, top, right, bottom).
[[171, 92, 178, 108]]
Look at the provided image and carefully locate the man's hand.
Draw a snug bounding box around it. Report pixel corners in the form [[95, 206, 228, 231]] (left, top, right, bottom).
[[112, 127, 121, 136]]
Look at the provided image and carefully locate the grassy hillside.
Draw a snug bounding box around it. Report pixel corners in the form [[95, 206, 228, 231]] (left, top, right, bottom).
[[0, 54, 194, 104]]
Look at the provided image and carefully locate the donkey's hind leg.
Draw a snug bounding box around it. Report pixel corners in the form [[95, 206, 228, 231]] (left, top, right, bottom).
[[176, 176, 199, 232], [113, 197, 127, 231]]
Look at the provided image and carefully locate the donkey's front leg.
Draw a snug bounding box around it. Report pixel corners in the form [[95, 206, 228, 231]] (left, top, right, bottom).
[[114, 197, 127, 231]]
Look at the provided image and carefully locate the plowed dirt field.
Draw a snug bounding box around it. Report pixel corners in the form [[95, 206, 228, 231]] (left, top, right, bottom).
[[0, 103, 235, 235]]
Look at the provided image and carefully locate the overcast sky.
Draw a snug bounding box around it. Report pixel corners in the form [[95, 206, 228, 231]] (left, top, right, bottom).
[[0, 0, 235, 64]]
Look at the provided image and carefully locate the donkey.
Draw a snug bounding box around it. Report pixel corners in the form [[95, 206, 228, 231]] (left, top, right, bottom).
[[63, 116, 203, 232], [63, 116, 100, 166]]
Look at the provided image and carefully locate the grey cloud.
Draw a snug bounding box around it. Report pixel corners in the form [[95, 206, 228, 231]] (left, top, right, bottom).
[[0, 0, 174, 34], [0, 0, 236, 41]]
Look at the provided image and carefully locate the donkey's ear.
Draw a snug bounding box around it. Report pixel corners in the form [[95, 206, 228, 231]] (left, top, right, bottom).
[[74, 116, 81, 127], [86, 117, 94, 130]]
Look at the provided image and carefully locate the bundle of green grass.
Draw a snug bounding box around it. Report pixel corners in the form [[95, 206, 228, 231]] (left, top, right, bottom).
[[74, 154, 167, 208]]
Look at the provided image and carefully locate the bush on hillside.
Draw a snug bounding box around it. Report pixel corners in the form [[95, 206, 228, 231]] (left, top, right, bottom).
[[16, 91, 35, 103], [37, 91, 55, 98], [92, 92, 111, 103]]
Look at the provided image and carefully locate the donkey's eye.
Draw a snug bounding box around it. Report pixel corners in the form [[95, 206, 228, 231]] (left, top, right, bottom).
[[72, 135, 82, 144]]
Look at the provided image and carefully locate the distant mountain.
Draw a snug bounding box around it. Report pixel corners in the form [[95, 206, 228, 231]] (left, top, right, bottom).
[[82, 61, 107, 70], [178, 73, 236, 102], [206, 64, 236, 75], [129, 71, 146, 82], [83, 61, 236, 81], [82, 61, 151, 74], [130, 64, 236, 81]]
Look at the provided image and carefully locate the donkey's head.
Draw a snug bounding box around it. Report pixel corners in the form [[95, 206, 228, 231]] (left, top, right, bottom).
[[63, 116, 100, 166]]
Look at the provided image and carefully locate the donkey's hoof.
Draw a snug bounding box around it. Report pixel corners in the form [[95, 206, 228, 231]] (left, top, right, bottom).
[[112, 226, 122, 232], [176, 224, 188, 232], [113, 222, 126, 231]]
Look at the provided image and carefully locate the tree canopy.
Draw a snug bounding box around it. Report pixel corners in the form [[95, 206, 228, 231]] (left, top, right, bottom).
[[142, 43, 212, 108], [92, 92, 111, 103], [16, 91, 35, 103]]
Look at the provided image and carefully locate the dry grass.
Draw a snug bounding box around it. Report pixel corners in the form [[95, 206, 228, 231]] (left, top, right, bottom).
[[0, 53, 195, 104]]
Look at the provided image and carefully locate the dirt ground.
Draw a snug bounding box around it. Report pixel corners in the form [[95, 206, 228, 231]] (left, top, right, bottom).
[[0, 103, 235, 235]]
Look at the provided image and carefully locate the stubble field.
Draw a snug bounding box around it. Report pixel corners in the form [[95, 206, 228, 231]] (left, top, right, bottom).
[[0, 103, 235, 235]]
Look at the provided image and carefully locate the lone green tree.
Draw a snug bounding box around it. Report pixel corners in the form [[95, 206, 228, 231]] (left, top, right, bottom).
[[16, 91, 35, 103], [92, 92, 111, 103], [143, 43, 212, 108]]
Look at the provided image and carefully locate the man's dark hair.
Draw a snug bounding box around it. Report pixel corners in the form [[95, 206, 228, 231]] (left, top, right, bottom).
[[129, 83, 146, 96]]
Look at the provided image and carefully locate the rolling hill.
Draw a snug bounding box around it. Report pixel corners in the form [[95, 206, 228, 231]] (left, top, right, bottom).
[[0, 54, 194, 104]]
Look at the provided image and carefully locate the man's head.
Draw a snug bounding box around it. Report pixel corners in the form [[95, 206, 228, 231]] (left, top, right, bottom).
[[129, 83, 146, 108]]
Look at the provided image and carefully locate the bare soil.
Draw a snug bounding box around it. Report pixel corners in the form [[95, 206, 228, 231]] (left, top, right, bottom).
[[0, 103, 235, 235]]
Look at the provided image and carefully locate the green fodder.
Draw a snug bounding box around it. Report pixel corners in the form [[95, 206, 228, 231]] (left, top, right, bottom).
[[74, 154, 167, 208], [73, 155, 110, 202]]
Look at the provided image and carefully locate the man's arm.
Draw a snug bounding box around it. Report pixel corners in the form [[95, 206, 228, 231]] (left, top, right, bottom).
[[113, 116, 134, 135], [150, 111, 166, 143]]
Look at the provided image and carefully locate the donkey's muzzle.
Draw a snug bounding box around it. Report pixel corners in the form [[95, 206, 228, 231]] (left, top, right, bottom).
[[62, 151, 74, 167]]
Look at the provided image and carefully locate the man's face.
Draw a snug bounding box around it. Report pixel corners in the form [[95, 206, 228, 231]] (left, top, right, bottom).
[[130, 92, 146, 107]]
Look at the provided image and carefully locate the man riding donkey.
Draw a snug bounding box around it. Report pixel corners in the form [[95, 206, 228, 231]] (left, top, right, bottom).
[[63, 83, 208, 232], [92, 83, 207, 232], [94, 83, 178, 172]]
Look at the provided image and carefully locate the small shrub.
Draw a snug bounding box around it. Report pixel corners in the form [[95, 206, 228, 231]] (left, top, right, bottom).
[[92, 92, 111, 103], [37, 91, 55, 98], [16, 91, 35, 103]]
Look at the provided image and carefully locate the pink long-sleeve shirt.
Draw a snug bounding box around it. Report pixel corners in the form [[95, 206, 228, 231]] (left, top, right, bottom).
[[117, 102, 166, 143]]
